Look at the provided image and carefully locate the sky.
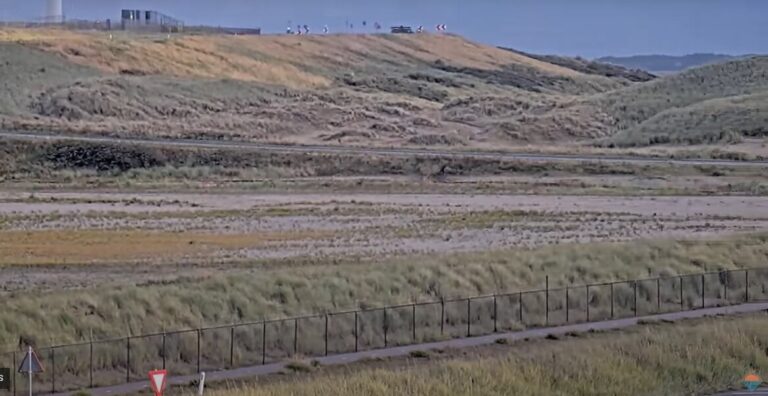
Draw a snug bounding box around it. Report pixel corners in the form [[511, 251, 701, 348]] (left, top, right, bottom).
[[1, 0, 767, 58]]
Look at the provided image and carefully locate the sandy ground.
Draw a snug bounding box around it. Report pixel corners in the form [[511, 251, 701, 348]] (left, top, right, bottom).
[[2, 191, 767, 217], [2, 191, 767, 292]]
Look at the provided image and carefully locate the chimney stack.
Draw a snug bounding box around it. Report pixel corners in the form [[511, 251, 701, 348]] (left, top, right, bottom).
[[46, 0, 63, 23]]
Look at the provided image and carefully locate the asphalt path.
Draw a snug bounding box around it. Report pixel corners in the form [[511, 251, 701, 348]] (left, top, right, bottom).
[[47, 302, 768, 396], [3, 130, 768, 167]]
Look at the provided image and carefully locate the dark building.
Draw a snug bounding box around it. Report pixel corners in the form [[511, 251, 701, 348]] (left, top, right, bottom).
[[185, 26, 262, 35], [391, 26, 414, 34], [121, 9, 183, 32]]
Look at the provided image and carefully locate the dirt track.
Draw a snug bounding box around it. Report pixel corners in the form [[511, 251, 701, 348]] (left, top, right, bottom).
[[3, 131, 768, 167], [4, 191, 768, 216]]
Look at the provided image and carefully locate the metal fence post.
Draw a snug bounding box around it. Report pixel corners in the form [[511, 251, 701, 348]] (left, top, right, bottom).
[[51, 348, 55, 393], [701, 274, 705, 308], [197, 329, 201, 374], [12, 351, 16, 396], [162, 331, 166, 370], [261, 321, 267, 365], [354, 311, 359, 352], [633, 281, 638, 316], [466, 298, 471, 337], [657, 277, 661, 313], [586, 286, 590, 322], [325, 314, 329, 356], [680, 276, 684, 311], [126, 336, 131, 383], [89, 339, 94, 388], [724, 271, 728, 303], [565, 287, 570, 323], [519, 291, 524, 325], [412, 304, 417, 342], [610, 282, 614, 319], [230, 326, 235, 366], [383, 309, 388, 347], [493, 294, 498, 332], [746, 269, 750, 302], [293, 319, 298, 356], [440, 299, 445, 336], [545, 276, 549, 326]]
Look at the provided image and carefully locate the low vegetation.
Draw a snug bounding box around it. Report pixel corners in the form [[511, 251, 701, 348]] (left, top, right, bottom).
[[208, 313, 768, 396], [3, 233, 768, 348], [3, 138, 766, 196]]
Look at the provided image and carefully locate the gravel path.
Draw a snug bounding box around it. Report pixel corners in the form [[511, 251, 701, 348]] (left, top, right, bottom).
[[4, 130, 768, 167]]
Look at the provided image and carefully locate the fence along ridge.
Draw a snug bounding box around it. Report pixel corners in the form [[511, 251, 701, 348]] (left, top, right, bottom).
[[4, 265, 756, 355]]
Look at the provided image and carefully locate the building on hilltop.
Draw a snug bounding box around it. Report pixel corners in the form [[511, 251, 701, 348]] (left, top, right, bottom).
[[120, 9, 183, 32], [391, 26, 414, 34]]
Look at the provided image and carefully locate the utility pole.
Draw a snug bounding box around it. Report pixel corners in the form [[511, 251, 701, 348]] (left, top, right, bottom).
[[28, 346, 32, 396]]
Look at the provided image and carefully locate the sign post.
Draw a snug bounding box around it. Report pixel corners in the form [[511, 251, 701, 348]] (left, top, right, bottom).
[[148, 369, 168, 396], [18, 346, 44, 396], [197, 372, 206, 396]]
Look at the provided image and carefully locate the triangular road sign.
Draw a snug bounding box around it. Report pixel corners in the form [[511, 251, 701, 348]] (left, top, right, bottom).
[[18, 348, 44, 374], [148, 369, 168, 396]]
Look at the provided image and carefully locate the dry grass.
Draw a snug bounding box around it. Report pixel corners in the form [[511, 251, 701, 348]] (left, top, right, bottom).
[[0, 28, 327, 89], [0, 28, 583, 80], [0, 229, 332, 265], [376, 34, 582, 75], [3, 234, 768, 348], [207, 313, 768, 396]]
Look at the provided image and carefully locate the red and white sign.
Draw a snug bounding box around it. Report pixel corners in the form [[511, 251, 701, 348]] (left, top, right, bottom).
[[148, 369, 168, 396]]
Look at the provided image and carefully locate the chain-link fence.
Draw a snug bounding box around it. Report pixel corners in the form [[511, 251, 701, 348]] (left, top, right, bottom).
[[3, 267, 767, 394]]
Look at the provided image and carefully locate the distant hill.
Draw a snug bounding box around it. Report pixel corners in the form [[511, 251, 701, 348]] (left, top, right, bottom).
[[596, 54, 749, 74], [501, 48, 656, 82]]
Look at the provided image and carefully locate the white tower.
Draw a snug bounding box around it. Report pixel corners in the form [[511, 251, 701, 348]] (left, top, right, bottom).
[[46, 0, 63, 23]]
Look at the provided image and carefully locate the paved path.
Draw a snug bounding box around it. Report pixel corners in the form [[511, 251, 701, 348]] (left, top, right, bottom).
[[713, 389, 768, 395], [48, 302, 768, 396], [3, 130, 768, 167]]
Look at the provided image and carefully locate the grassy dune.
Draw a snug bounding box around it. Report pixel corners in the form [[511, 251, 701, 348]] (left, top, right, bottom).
[[611, 91, 768, 146], [209, 314, 768, 396], [1, 28, 766, 149], [602, 56, 768, 147], [0, 29, 586, 83], [0, 28, 624, 147]]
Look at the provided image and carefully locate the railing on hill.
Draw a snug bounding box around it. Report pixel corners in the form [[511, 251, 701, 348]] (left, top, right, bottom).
[[3, 266, 768, 394]]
